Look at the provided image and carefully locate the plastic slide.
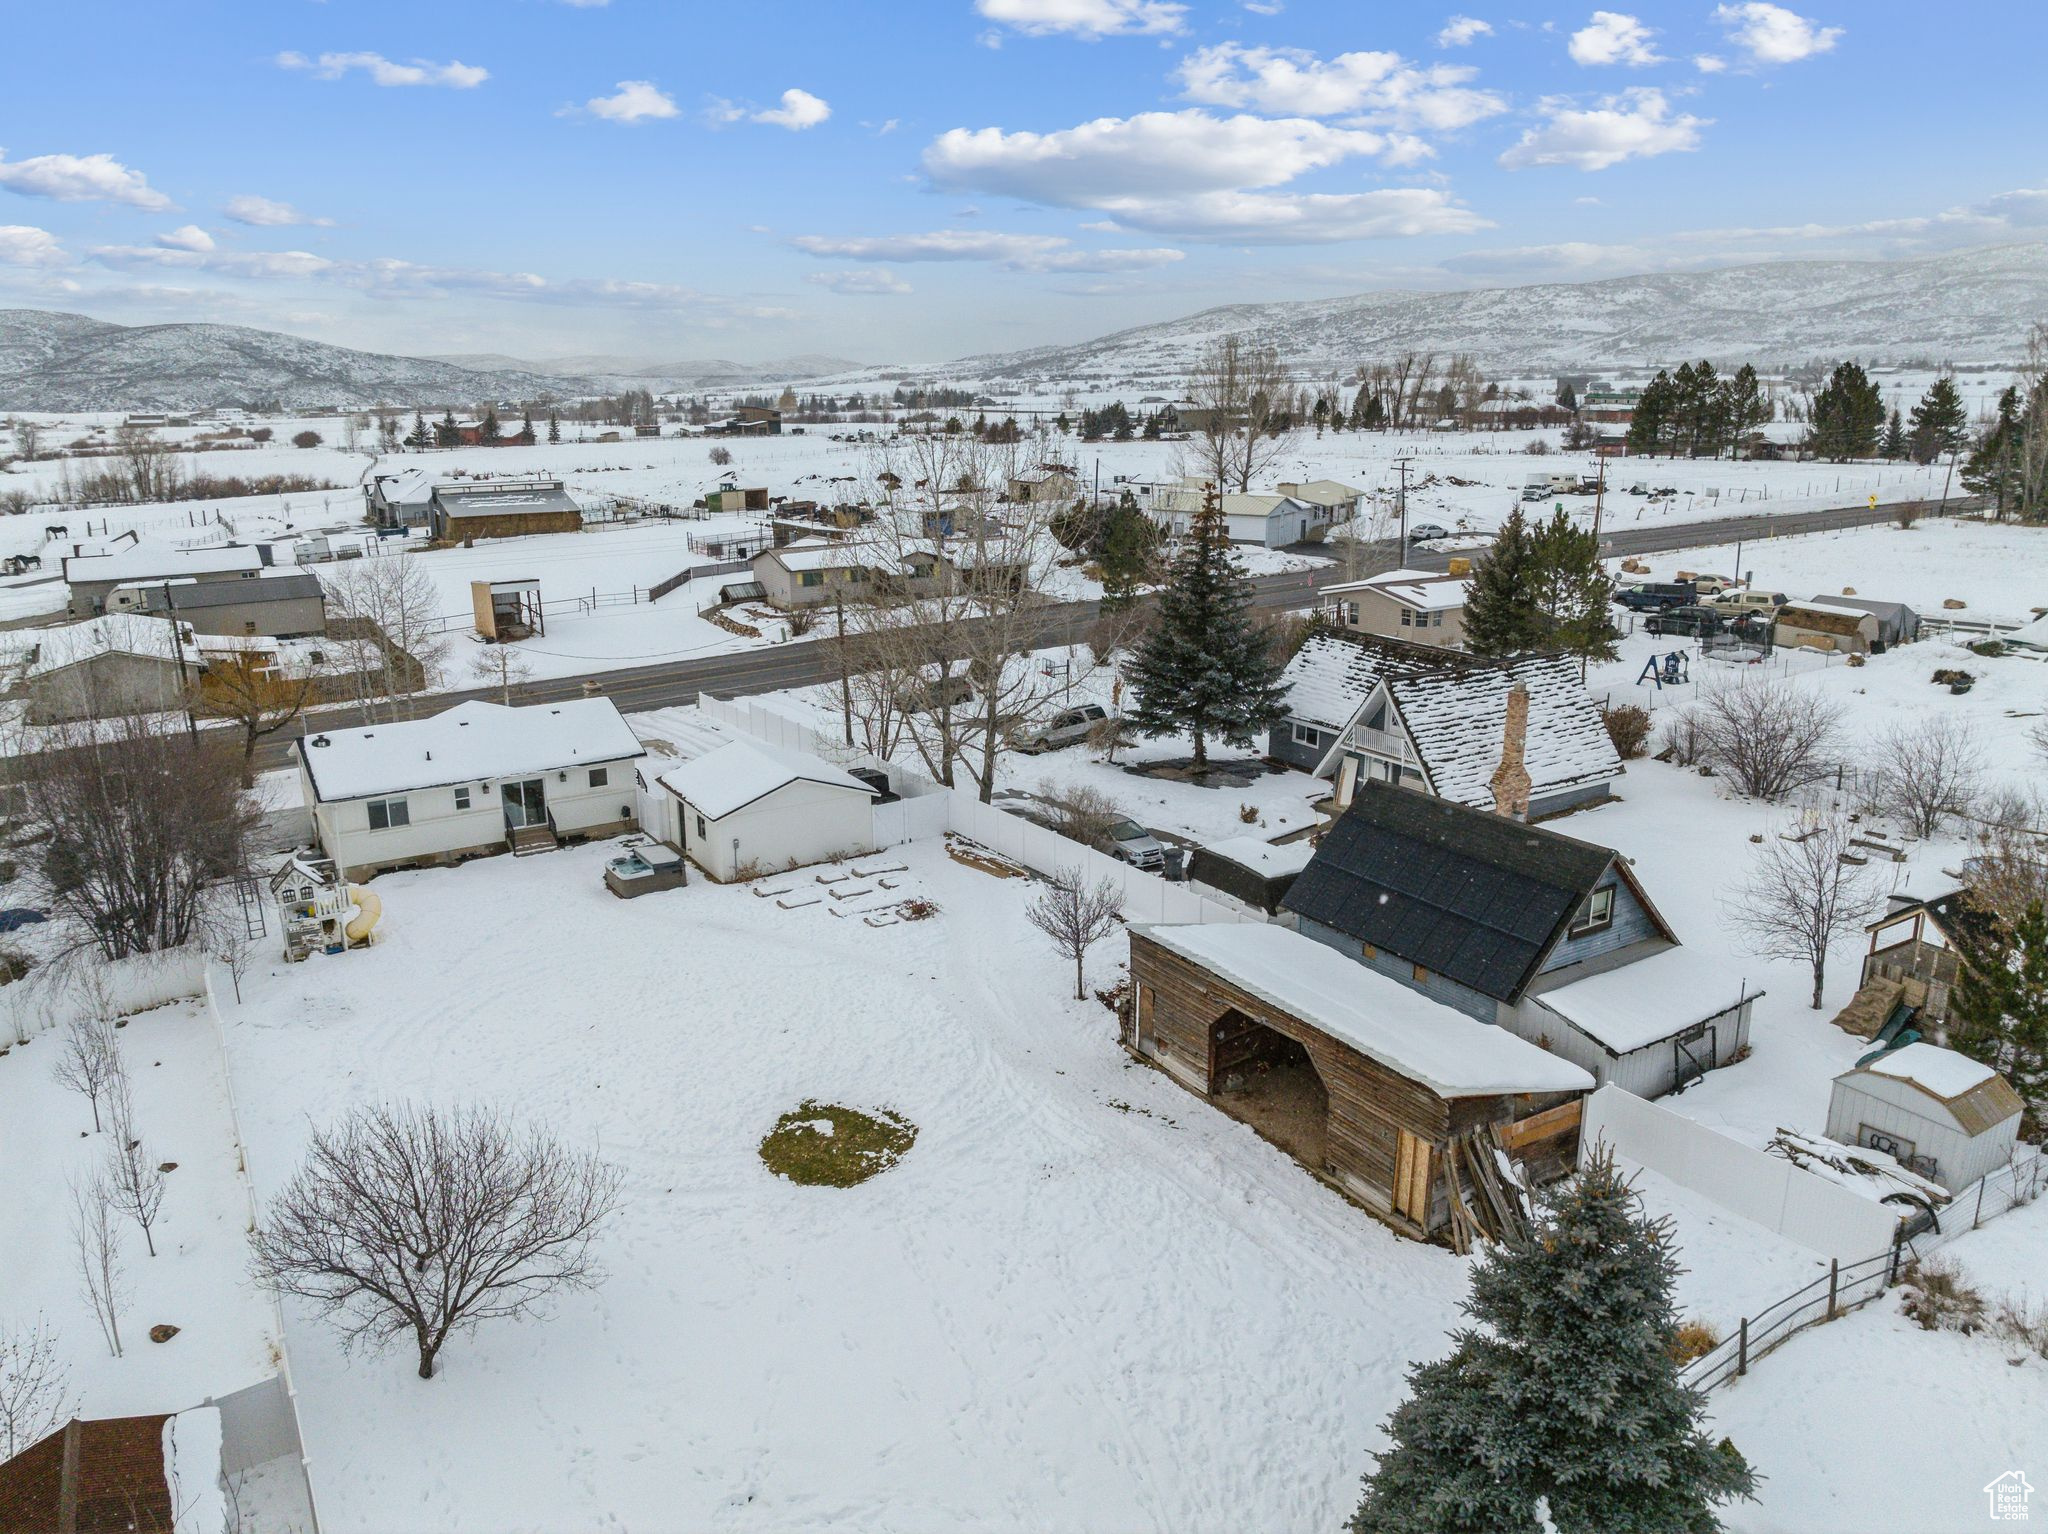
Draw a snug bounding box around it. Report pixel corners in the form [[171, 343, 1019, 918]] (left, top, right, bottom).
[[344, 885, 382, 944]]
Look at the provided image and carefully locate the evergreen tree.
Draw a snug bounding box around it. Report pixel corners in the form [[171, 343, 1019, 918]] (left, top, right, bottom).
[[1907, 375, 1969, 464], [547, 411, 561, 444], [1949, 898, 2048, 1125], [1726, 364, 1766, 436], [1808, 361, 1884, 461], [1462, 505, 1547, 657], [1879, 408, 1907, 462], [1350, 383, 1372, 431], [1362, 393, 1387, 430], [1125, 489, 1287, 767], [1627, 371, 1675, 458], [481, 408, 502, 443], [411, 409, 429, 450], [1097, 491, 1157, 613], [1556, 380, 1578, 415], [1962, 384, 2030, 520], [1351, 1151, 1756, 1534], [1528, 507, 1621, 665], [435, 409, 459, 448], [519, 410, 534, 442]]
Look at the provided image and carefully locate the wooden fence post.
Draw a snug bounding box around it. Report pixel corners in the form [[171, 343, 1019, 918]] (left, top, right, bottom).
[[1975, 1177, 1988, 1230], [1826, 1259, 1839, 1321], [1736, 1318, 1748, 1378]]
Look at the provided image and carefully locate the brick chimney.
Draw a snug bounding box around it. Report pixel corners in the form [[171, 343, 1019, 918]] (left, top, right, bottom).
[[1490, 682, 1532, 821]]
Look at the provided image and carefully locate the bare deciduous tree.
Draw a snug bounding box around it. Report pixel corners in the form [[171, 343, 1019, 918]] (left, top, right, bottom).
[[0, 1317, 78, 1459], [1870, 718, 1984, 839], [11, 711, 256, 962], [1728, 814, 1881, 1008], [1966, 790, 2048, 928], [252, 1104, 622, 1380], [321, 554, 449, 721], [1038, 783, 1127, 850], [1690, 677, 1845, 801], [1026, 866, 1126, 1001], [71, 1177, 127, 1358], [1178, 334, 1294, 493], [193, 645, 319, 778], [51, 1011, 123, 1133], [104, 1071, 166, 1257], [468, 643, 534, 706]]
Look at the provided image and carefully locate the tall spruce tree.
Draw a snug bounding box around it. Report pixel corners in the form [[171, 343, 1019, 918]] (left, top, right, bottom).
[[1096, 491, 1157, 613], [1462, 504, 1546, 657], [1125, 489, 1287, 767], [1907, 375, 1969, 464], [1880, 408, 1907, 462], [1627, 371, 1675, 458], [1949, 898, 2048, 1124], [1529, 508, 1620, 666], [1351, 1151, 1756, 1534], [1809, 361, 1884, 461], [1726, 363, 1766, 436]]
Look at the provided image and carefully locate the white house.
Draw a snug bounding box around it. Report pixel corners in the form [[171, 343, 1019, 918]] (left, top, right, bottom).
[[650, 738, 878, 882], [297, 699, 645, 880], [1824, 1042, 2025, 1191], [1131, 480, 1332, 548]]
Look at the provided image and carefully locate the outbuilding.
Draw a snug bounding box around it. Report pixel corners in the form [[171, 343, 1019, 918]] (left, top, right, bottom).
[[1825, 1042, 2024, 1191], [1186, 835, 1315, 914], [1127, 922, 1593, 1241], [1775, 599, 1881, 655], [428, 478, 583, 542], [1811, 594, 1920, 650], [652, 739, 878, 881]]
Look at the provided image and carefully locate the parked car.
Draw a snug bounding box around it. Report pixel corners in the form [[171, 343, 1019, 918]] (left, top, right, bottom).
[[1011, 703, 1112, 753], [1709, 588, 1789, 615], [1644, 604, 1727, 638], [1617, 581, 1698, 612], [1106, 818, 1167, 871], [1685, 574, 1739, 598], [1407, 522, 1451, 542]]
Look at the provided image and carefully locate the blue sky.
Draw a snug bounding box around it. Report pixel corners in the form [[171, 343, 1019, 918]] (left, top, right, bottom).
[[1, 0, 2041, 366]]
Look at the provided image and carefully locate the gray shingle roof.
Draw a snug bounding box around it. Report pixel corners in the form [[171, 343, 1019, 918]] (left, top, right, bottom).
[[1277, 632, 1478, 733], [1390, 653, 1622, 809]]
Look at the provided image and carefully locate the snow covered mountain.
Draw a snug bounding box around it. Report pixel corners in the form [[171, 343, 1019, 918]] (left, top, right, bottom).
[[425, 350, 862, 393], [944, 244, 2048, 382], [0, 310, 592, 412]]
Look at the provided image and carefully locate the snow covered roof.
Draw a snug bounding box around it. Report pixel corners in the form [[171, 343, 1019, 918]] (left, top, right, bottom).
[[1278, 479, 1362, 505], [657, 739, 875, 820], [1532, 946, 1759, 1055], [432, 482, 581, 519], [1780, 599, 1879, 624], [1134, 923, 1593, 1099], [299, 699, 644, 801], [1845, 1042, 2024, 1136], [1348, 568, 1469, 612], [1277, 633, 1394, 732], [27, 614, 199, 678], [371, 467, 438, 505], [757, 540, 892, 574], [63, 540, 264, 584], [2005, 612, 2048, 651], [119, 570, 323, 611], [1194, 836, 1316, 878], [1388, 654, 1623, 810]]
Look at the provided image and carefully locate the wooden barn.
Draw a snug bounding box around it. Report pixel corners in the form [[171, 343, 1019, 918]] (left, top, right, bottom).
[[429, 478, 582, 542], [1127, 922, 1593, 1243]]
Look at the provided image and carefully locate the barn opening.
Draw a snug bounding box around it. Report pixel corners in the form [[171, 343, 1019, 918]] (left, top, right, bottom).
[[1207, 1010, 1330, 1169]]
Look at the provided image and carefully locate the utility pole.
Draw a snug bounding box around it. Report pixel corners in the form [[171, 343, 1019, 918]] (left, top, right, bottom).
[[1583, 455, 1607, 685], [163, 577, 198, 742], [835, 590, 852, 747], [1395, 457, 1412, 557]]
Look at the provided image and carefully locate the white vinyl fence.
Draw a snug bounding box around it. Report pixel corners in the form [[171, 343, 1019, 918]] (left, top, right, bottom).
[[697, 694, 1260, 927], [2, 946, 207, 1044], [1580, 1084, 1902, 1266]]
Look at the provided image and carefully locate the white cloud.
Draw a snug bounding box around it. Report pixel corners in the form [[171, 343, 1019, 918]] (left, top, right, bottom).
[[1436, 15, 1493, 47], [155, 224, 214, 253], [1242, 0, 1284, 13], [1082, 187, 1489, 243], [1567, 11, 1664, 66], [1175, 43, 1505, 130], [792, 229, 1184, 273], [1499, 89, 1705, 171], [753, 89, 831, 131], [0, 150, 173, 210], [1694, 53, 1728, 73], [974, 0, 1187, 39], [582, 80, 679, 122], [276, 51, 488, 89], [1712, 3, 1842, 65], [0, 225, 68, 268], [223, 195, 334, 228], [806, 268, 914, 295]]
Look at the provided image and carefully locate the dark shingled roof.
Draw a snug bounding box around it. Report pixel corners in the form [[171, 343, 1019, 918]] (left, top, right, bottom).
[[1280, 781, 1617, 1003]]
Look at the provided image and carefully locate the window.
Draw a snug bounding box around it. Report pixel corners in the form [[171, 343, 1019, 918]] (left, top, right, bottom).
[[1570, 886, 1616, 937], [589, 767, 609, 788], [1430, 609, 1445, 628], [454, 787, 471, 811], [1399, 607, 1415, 627], [366, 797, 410, 830], [798, 570, 824, 588], [1291, 723, 1323, 748], [695, 814, 708, 839]]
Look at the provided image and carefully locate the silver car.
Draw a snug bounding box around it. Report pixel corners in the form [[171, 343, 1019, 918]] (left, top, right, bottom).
[[1011, 703, 1112, 753], [1107, 817, 1166, 871]]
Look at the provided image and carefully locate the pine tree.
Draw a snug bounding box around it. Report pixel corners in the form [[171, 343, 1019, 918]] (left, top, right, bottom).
[[1462, 504, 1546, 657], [1809, 361, 1884, 461], [1529, 508, 1620, 665], [1726, 364, 1766, 435], [1097, 492, 1157, 613], [1880, 408, 1907, 462], [1627, 371, 1674, 458], [1907, 375, 1969, 464], [1556, 380, 1578, 415], [1351, 1151, 1756, 1534], [1949, 898, 2048, 1124], [481, 408, 502, 443], [436, 409, 459, 448], [411, 409, 428, 450], [547, 411, 561, 444], [1125, 489, 1287, 767]]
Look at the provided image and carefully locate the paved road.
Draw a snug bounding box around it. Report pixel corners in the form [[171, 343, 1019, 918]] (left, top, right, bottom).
[[247, 496, 1947, 774]]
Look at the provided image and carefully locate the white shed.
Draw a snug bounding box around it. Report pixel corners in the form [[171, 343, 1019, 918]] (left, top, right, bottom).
[[654, 740, 877, 882], [1824, 1042, 2024, 1191]]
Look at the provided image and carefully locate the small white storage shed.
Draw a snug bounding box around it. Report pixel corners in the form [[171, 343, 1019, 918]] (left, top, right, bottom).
[[1825, 1042, 2024, 1191], [654, 740, 878, 882]]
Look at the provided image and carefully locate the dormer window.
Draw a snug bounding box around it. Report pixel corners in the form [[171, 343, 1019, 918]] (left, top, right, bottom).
[[1570, 886, 1615, 937]]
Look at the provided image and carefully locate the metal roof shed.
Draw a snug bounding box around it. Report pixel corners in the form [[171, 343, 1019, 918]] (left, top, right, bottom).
[[1824, 1043, 2023, 1191]]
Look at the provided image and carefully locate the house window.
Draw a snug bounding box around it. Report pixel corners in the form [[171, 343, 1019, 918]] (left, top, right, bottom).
[[1571, 886, 1616, 937], [366, 797, 410, 830], [1430, 610, 1445, 628], [695, 813, 708, 839], [1343, 601, 1360, 627], [589, 767, 609, 788], [1399, 607, 1416, 627], [1291, 723, 1323, 748], [798, 570, 824, 588], [454, 787, 471, 811]]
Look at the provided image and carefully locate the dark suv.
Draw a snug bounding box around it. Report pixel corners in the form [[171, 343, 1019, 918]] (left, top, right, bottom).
[[1644, 603, 1725, 638], [1617, 581, 1698, 612]]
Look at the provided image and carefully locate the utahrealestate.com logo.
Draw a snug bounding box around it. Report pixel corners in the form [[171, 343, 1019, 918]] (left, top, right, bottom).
[[1987, 1471, 2034, 1521]]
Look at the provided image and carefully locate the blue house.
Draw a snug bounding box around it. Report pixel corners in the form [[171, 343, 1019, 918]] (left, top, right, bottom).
[[1280, 782, 1759, 1099]]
